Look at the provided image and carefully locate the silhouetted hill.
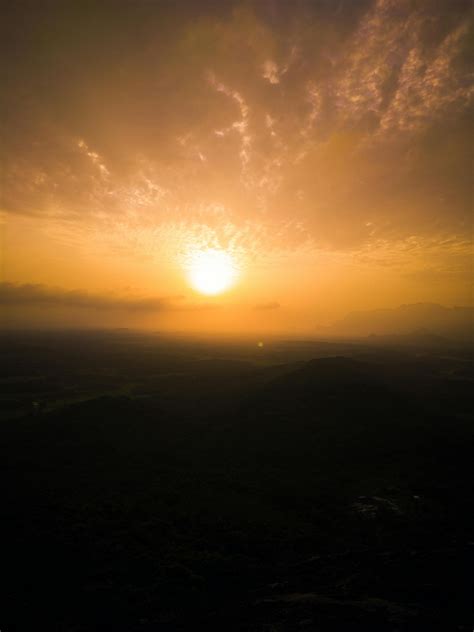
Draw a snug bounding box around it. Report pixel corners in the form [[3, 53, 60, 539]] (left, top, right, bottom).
[[269, 356, 381, 391], [365, 329, 448, 347], [330, 303, 473, 339], [248, 356, 394, 414]]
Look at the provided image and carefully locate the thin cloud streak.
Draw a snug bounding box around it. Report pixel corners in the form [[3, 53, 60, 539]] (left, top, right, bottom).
[[0, 283, 214, 313]]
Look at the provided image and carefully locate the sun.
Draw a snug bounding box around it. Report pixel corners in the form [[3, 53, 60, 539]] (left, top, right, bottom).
[[187, 248, 238, 295]]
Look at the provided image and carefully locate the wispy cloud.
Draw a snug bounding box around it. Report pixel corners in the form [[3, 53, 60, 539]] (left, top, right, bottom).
[[254, 301, 280, 311], [0, 283, 211, 313], [2, 0, 472, 260]]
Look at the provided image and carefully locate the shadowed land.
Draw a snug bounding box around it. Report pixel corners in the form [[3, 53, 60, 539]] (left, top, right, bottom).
[[1, 330, 473, 630]]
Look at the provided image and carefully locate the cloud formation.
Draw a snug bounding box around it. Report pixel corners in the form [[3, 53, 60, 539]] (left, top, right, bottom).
[[1, 0, 472, 284], [254, 301, 280, 311], [0, 283, 193, 313]]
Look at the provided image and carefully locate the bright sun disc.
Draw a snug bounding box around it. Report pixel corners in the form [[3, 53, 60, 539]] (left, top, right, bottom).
[[187, 248, 237, 295]]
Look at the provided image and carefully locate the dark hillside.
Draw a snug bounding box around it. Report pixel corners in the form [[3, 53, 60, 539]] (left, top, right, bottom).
[[1, 333, 473, 630]]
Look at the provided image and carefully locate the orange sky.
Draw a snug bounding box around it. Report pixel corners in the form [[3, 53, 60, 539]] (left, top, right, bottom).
[[1, 0, 473, 334]]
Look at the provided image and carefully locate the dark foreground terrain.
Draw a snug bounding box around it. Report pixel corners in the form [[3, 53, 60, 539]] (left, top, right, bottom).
[[1, 330, 473, 631]]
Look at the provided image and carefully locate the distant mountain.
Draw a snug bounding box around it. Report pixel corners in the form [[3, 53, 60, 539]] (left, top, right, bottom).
[[330, 303, 473, 340]]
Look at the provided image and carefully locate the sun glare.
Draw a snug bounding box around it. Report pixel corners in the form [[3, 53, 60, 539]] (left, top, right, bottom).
[[187, 248, 238, 296]]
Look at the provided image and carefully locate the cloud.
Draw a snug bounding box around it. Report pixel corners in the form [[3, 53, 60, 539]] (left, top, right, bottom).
[[0, 283, 207, 313], [2, 0, 472, 258], [254, 301, 280, 311]]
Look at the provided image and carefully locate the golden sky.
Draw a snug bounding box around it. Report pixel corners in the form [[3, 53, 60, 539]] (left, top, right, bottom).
[[1, 0, 473, 334]]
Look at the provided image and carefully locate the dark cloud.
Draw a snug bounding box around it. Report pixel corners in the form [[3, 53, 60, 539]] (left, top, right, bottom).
[[254, 301, 280, 311], [0, 282, 198, 312], [2, 0, 472, 250]]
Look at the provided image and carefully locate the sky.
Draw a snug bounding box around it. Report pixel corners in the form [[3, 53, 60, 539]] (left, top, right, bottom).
[[1, 0, 473, 334]]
